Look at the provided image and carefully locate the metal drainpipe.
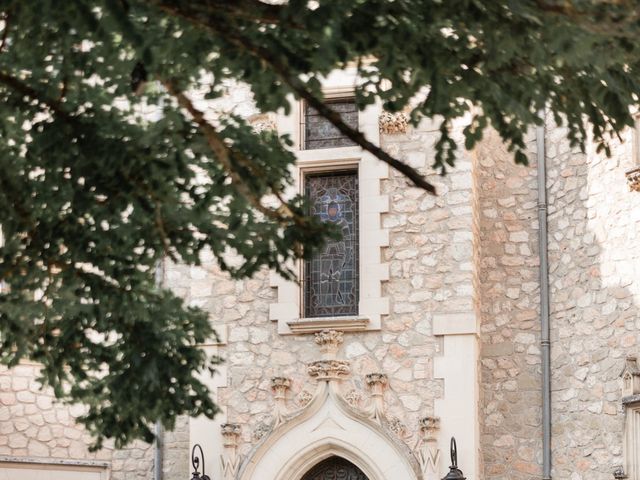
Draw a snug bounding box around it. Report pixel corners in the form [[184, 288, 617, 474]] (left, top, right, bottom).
[[154, 260, 165, 480], [536, 113, 552, 480]]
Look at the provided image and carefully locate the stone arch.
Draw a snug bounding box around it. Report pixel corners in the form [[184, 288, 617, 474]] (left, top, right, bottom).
[[237, 382, 422, 480]]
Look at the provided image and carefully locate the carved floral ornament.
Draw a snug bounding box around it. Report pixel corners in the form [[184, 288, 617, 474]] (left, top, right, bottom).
[[247, 113, 277, 133], [627, 166, 640, 192], [218, 330, 444, 478], [378, 110, 409, 135]]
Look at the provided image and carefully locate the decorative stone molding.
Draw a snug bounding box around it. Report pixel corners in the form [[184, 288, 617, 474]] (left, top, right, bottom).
[[343, 389, 362, 409], [287, 316, 370, 334], [220, 423, 242, 480], [621, 356, 640, 397], [388, 416, 408, 439], [253, 422, 271, 441], [248, 113, 277, 133], [626, 166, 640, 192], [414, 416, 441, 478], [379, 111, 409, 135], [315, 329, 344, 360], [236, 379, 422, 480], [307, 359, 351, 380], [271, 376, 292, 428], [419, 416, 440, 439], [365, 373, 388, 423], [296, 389, 314, 407]]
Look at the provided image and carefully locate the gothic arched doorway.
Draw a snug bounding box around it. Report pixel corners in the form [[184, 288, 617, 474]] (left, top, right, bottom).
[[301, 456, 369, 480]]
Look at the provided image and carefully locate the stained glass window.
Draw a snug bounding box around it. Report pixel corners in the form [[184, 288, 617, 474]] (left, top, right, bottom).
[[304, 171, 359, 318], [304, 98, 358, 149]]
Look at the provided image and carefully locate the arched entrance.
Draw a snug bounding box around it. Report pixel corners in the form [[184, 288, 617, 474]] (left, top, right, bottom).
[[302, 456, 369, 480]]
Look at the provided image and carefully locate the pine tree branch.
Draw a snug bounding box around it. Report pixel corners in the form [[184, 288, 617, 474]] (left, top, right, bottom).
[[152, 1, 437, 194], [161, 80, 304, 224]]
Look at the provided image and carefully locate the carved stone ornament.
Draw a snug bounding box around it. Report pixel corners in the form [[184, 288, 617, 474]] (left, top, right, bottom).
[[620, 356, 640, 397], [419, 416, 440, 441], [220, 423, 241, 447], [270, 376, 291, 399], [253, 421, 271, 441], [314, 329, 344, 360], [388, 416, 408, 439], [343, 389, 362, 409], [307, 359, 351, 380], [220, 423, 242, 480], [626, 166, 640, 192], [270, 376, 292, 428], [365, 373, 388, 423], [379, 111, 409, 135], [414, 416, 441, 478], [247, 113, 277, 133], [296, 389, 314, 407]]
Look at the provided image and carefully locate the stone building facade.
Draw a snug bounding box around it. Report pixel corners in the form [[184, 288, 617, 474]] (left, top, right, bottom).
[[1, 71, 640, 480]]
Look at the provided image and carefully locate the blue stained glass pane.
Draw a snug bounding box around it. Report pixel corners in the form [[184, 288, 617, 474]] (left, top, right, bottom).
[[304, 171, 359, 318]]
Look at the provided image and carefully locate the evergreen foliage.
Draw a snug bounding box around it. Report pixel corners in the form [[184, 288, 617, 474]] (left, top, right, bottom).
[[0, 0, 639, 447]]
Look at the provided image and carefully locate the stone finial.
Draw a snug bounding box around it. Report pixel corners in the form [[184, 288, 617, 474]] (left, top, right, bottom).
[[415, 417, 441, 477], [220, 423, 241, 447], [620, 356, 640, 397], [315, 329, 344, 360], [270, 377, 291, 400], [626, 167, 640, 192], [379, 111, 409, 135], [419, 416, 440, 441], [220, 423, 242, 480], [307, 359, 351, 380], [365, 373, 388, 396], [365, 373, 388, 423], [270, 376, 291, 428]]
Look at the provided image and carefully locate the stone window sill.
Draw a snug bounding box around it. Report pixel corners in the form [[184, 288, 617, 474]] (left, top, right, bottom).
[[287, 316, 370, 334]]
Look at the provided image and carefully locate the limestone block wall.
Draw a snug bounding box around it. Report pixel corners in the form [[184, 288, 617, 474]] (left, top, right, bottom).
[[545, 122, 640, 479], [475, 128, 543, 480], [0, 363, 153, 480], [476, 120, 640, 480]]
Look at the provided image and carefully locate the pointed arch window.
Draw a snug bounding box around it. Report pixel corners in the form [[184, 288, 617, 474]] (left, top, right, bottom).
[[304, 171, 359, 318]]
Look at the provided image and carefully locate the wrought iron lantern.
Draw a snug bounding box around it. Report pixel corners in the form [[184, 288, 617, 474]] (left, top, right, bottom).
[[441, 437, 466, 480], [190, 444, 211, 480]]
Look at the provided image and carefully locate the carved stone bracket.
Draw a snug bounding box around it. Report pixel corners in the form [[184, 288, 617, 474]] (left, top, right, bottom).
[[379, 111, 409, 135], [220, 423, 242, 480], [414, 417, 441, 479], [248, 113, 277, 133], [307, 359, 351, 381], [315, 329, 344, 360], [271, 376, 291, 428], [626, 167, 640, 192], [365, 373, 388, 423]]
